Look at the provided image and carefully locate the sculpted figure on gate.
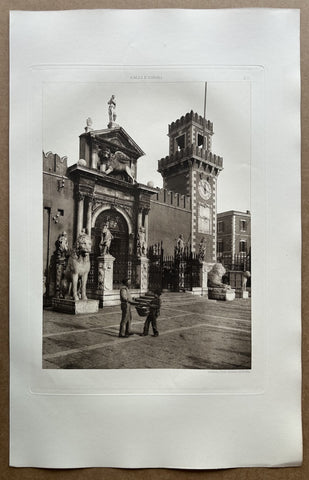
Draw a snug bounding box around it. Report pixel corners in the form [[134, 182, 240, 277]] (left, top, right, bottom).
[[99, 224, 113, 256], [104, 150, 135, 183]]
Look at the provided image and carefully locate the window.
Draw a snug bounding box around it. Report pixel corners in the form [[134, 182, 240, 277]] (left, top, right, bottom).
[[240, 219, 247, 231], [239, 240, 247, 253], [197, 133, 205, 147], [218, 221, 224, 233], [175, 134, 185, 150]]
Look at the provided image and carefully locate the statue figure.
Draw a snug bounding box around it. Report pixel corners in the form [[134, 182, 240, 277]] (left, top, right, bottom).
[[99, 224, 113, 256], [176, 234, 185, 257], [137, 226, 147, 257], [84, 117, 93, 133], [55, 231, 69, 298], [198, 237, 206, 262], [108, 95, 116, 123], [55, 231, 69, 259], [207, 263, 231, 290], [242, 271, 251, 291], [60, 232, 92, 301], [152, 243, 159, 257], [104, 150, 135, 183]]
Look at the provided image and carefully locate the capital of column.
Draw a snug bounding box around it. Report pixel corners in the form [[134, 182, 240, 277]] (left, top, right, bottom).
[[77, 191, 86, 202], [85, 193, 95, 203], [138, 206, 150, 214]]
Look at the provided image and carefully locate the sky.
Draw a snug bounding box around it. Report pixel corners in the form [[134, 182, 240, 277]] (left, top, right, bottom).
[[43, 81, 251, 213]]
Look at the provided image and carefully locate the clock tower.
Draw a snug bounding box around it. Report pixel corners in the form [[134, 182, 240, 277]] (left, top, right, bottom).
[[158, 111, 223, 262]]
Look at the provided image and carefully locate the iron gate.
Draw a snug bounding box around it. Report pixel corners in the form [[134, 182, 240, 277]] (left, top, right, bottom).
[[148, 243, 202, 293]]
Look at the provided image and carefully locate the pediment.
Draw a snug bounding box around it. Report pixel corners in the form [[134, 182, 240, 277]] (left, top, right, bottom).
[[91, 127, 145, 158]]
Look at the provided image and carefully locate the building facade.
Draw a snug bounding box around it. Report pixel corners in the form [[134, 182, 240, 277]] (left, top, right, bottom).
[[43, 109, 225, 303], [216, 210, 251, 269]]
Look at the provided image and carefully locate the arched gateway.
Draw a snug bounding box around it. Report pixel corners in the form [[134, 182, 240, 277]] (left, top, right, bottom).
[[93, 209, 130, 289], [66, 114, 155, 306]]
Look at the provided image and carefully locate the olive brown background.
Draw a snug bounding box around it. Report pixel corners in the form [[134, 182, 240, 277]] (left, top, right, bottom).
[[0, 1, 307, 479]]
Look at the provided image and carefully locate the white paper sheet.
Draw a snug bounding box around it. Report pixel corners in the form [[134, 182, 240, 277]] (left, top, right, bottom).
[[10, 8, 302, 468]]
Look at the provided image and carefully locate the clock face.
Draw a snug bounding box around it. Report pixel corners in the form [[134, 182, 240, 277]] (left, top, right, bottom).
[[198, 179, 212, 200]]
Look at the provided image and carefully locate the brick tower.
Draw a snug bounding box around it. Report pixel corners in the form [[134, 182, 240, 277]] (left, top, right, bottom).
[[158, 111, 223, 261]]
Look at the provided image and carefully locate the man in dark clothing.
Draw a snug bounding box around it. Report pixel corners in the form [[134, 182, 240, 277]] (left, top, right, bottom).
[[119, 278, 135, 338], [142, 290, 161, 337]]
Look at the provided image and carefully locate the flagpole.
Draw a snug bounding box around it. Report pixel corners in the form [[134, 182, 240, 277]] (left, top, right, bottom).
[[203, 82, 207, 149]]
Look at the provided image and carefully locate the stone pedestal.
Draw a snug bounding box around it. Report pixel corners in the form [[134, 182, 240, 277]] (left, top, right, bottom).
[[208, 287, 236, 301], [87, 254, 116, 307], [236, 289, 249, 299], [177, 259, 185, 291], [136, 257, 149, 294], [52, 298, 99, 314], [97, 254, 115, 291], [200, 262, 215, 297], [108, 121, 119, 129]]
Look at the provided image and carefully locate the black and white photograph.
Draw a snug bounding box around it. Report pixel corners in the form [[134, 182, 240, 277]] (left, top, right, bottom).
[[42, 81, 252, 370]]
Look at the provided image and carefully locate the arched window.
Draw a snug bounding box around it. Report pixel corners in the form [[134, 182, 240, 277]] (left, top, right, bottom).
[[239, 240, 247, 253]]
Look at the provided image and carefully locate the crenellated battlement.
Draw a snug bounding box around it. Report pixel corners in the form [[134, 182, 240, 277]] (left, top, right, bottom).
[[158, 144, 223, 172], [150, 188, 191, 211], [168, 110, 213, 134], [43, 151, 68, 176]]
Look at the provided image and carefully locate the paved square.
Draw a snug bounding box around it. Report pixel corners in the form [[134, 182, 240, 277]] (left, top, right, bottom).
[[43, 293, 251, 369]]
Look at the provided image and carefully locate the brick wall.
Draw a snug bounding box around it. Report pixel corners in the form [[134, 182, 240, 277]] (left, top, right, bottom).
[[43, 152, 75, 296], [149, 188, 191, 256]]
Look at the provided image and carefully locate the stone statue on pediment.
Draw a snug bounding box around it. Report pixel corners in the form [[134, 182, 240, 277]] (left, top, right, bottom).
[[108, 95, 117, 123]]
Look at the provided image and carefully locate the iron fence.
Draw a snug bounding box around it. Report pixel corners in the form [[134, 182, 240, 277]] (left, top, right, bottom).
[[148, 243, 202, 292], [218, 252, 251, 272]]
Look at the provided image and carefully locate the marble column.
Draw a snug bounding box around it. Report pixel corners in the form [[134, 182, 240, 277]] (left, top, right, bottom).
[[137, 210, 143, 228], [144, 210, 149, 246], [76, 194, 84, 236], [200, 261, 209, 296], [86, 197, 93, 235], [136, 257, 149, 294]]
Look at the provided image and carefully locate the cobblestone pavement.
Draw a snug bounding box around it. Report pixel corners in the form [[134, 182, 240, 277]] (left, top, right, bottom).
[[43, 293, 251, 369]]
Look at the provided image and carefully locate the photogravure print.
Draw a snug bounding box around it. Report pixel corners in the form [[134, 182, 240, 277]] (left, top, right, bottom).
[[42, 78, 252, 371]]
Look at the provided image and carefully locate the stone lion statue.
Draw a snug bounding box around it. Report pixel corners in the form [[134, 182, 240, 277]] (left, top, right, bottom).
[[105, 151, 135, 182], [208, 263, 231, 290], [61, 232, 92, 301]]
